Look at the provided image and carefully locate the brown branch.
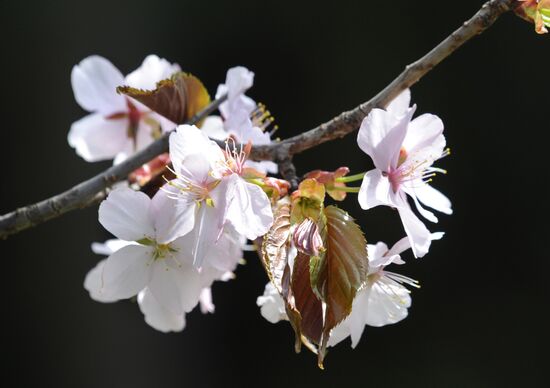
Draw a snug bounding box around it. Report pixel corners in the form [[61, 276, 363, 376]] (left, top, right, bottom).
[[0, 0, 516, 239]]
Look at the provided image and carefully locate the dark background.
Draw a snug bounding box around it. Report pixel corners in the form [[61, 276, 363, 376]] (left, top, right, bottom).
[[0, 1, 548, 387]]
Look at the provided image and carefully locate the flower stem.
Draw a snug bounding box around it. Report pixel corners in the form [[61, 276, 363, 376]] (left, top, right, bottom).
[[335, 186, 361, 193], [335, 172, 366, 183]]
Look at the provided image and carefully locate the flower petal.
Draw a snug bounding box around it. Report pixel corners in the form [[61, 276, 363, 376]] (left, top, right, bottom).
[[222, 175, 273, 241], [68, 113, 130, 162], [98, 188, 155, 241], [414, 184, 453, 215], [403, 113, 445, 155], [199, 288, 215, 314], [223, 66, 254, 100], [169, 125, 224, 177], [349, 288, 371, 348], [256, 282, 287, 324], [102, 245, 153, 299], [124, 55, 181, 90], [138, 288, 186, 333], [367, 242, 393, 270], [385, 88, 411, 117], [200, 115, 228, 140], [365, 279, 411, 327], [406, 187, 439, 223], [385, 236, 411, 260], [150, 185, 195, 244], [244, 160, 278, 174], [91, 239, 135, 256], [189, 203, 225, 268], [83, 259, 119, 303], [71, 55, 126, 115], [358, 169, 394, 210], [357, 107, 415, 171], [397, 204, 432, 258]]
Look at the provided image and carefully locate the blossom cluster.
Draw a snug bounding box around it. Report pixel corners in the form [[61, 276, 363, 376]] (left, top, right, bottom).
[[71, 54, 451, 364]]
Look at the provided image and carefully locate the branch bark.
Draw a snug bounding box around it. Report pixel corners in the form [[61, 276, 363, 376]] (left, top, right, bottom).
[[0, 0, 516, 239]]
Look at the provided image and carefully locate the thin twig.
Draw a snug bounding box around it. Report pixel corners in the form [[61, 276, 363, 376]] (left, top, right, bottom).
[[0, 0, 516, 239], [0, 95, 226, 239]]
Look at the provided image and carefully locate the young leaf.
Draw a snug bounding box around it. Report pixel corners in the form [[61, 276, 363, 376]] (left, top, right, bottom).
[[261, 198, 291, 293], [314, 205, 368, 367], [117, 72, 210, 124], [291, 251, 323, 346]]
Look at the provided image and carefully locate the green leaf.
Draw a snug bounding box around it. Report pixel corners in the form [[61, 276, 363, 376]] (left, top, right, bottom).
[[117, 72, 210, 124], [314, 205, 368, 368]]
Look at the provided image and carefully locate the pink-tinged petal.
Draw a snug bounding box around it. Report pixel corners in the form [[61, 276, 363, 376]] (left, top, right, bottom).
[[71, 55, 126, 115], [358, 169, 394, 210], [98, 188, 155, 241], [397, 204, 432, 258], [385, 88, 411, 117], [200, 116, 228, 141], [138, 289, 185, 333], [102, 245, 153, 299], [150, 185, 195, 244], [365, 279, 411, 327], [403, 113, 445, 155], [414, 184, 453, 215], [83, 259, 119, 303], [124, 55, 181, 90], [357, 107, 415, 171], [222, 175, 273, 240], [199, 288, 215, 314], [68, 113, 130, 162]]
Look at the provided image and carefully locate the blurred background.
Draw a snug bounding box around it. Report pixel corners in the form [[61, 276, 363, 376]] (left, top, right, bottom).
[[0, 0, 548, 387]]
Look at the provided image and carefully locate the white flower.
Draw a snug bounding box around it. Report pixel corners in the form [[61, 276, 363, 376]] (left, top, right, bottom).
[[202, 66, 278, 174], [328, 233, 443, 348], [165, 124, 273, 267], [92, 187, 205, 318], [357, 89, 452, 257], [85, 189, 243, 332], [69, 55, 180, 163], [256, 234, 443, 347]]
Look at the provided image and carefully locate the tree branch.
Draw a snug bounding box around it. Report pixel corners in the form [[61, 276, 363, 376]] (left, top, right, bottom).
[[0, 0, 516, 239]]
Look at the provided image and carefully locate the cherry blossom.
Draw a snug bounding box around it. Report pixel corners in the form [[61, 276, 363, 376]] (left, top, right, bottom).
[[201, 66, 278, 174], [257, 234, 443, 348], [85, 188, 243, 332], [328, 233, 443, 348], [357, 89, 452, 257], [68, 55, 180, 163], [165, 124, 273, 267]]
